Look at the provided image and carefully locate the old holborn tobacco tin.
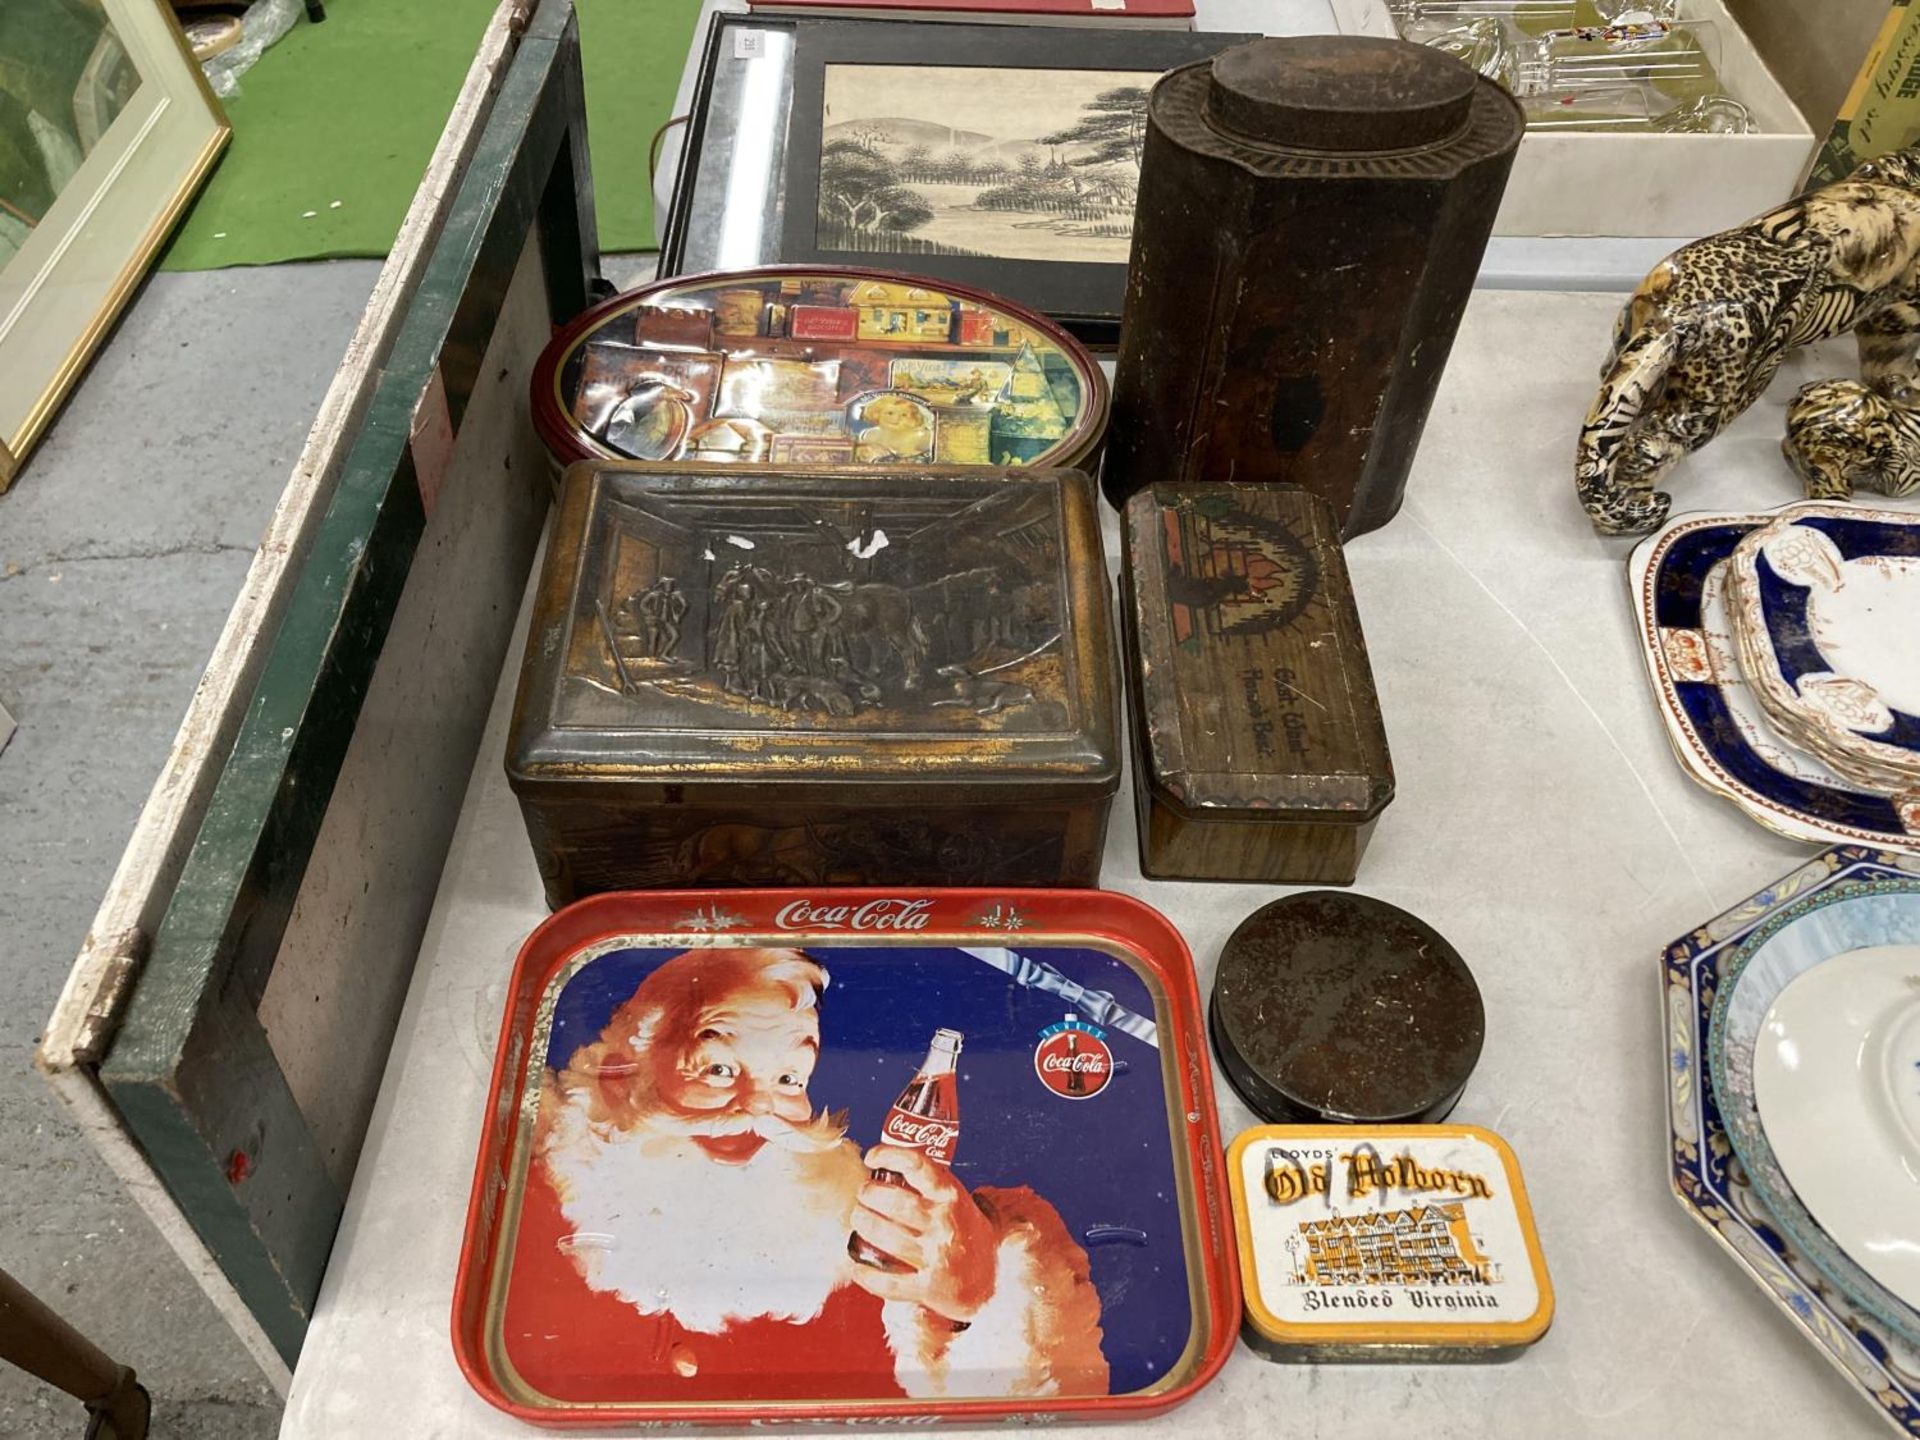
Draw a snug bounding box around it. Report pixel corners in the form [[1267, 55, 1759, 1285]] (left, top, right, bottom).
[[1122, 483, 1393, 885], [1211, 892, 1485, 1126], [507, 462, 1120, 906], [1227, 1125, 1552, 1362], [453, 887, 1240, 1426], [531, 265, 1108, 477]]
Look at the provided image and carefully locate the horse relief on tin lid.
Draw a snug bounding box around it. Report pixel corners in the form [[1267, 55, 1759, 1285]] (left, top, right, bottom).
[[559, 472, 1080, 735]]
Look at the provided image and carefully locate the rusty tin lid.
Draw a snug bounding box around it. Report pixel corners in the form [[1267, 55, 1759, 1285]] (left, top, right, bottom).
[[1148, 36, 1525, 181], [1210, 891, 1484, 1125], [531, 265, 1108, 475], [508, 462, 1119, 804], [1227, 1124, 1553, 1358], [1122, 483, 1393, 826], [1206, 36, 1478, 153], [452, 887, 1239, 1426]]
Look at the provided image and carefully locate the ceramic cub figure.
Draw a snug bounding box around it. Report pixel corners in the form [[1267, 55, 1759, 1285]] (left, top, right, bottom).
[[1783, 377, 1920, 500], [1576, 147, 1920, 534]]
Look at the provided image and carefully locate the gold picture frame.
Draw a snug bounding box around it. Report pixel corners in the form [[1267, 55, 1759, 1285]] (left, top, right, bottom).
[[0, 0, 229, 490]]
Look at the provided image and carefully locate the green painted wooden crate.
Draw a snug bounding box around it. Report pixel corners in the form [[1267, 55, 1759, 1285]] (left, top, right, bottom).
[[37, 0, 599, 1384]]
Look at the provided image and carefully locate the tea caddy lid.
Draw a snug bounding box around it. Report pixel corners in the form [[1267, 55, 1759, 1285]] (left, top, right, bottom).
[[1204, 36, 1478, 153]]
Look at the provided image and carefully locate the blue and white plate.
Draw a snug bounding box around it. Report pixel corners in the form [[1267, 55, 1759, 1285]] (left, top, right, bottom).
[[1630, 509, 1920, 852], [1729, 506, 1920, 792], [1707, 878, 1920, 1342], [1666, 847, 1920, 1436]]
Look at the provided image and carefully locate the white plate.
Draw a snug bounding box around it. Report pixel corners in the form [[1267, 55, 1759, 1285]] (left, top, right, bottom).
[[1754, 943, 1920, 1310]]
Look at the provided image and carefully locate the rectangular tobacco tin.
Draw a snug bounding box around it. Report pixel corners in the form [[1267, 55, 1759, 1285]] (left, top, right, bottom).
[[1122, 483, 1394, 886], [1227, 1124, 1552, 1363], [454, 888, 1238, 1427]]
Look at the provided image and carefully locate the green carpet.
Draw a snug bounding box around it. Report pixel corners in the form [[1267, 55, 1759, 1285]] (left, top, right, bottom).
[[163, 0, 703, 270]]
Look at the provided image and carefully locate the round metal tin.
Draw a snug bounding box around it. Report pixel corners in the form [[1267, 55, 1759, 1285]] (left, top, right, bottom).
[[1210, 892, 1484, 1125], [531, 266, 1109, 478], [1226, 1124, 1553, 1362], [454, 888, 1236, 1427]]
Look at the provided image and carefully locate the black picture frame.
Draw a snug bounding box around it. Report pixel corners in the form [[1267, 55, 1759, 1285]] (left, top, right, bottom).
[[661, 14, 1253, 348]]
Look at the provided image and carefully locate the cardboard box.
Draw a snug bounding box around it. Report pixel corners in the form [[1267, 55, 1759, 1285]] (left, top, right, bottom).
[[1807, 0, 1920, 186], [1335, 0, 1814, 237]]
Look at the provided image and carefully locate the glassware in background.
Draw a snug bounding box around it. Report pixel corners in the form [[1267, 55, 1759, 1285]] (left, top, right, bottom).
[[1520, 86, 1657, 130], [1520, 86, 1750, 133], [1398, 15, 1514, 82], [1652, 93, 1751, 132], [1592, 0, 1680, 18], [1390, 4, 1746, 135], [1389, 0, 1575, 20], [1509, 20, 1723, 102]]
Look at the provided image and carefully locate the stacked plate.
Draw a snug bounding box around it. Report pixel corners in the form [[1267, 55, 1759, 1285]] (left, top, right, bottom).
[[1665, 848, 1920, 1436], [1630, 502, 1920, 852]]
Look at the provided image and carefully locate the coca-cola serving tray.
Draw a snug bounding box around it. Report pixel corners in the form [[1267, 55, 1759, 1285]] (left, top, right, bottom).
[[453, 888, 1238, 1427]]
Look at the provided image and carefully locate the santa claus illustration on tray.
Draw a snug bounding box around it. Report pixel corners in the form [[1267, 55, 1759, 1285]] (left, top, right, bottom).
[[498, 943, 1164, 1404]]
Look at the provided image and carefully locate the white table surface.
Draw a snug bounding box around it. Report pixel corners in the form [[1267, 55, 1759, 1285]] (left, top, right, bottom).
[[280, 290, 1916, 1437], [647, 0, 1692, 290]]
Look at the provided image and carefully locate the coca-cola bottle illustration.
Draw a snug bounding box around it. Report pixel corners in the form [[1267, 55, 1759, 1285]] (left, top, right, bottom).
[[1065, 1021, 1087, 1096], [849, 1028, 963, 1273]]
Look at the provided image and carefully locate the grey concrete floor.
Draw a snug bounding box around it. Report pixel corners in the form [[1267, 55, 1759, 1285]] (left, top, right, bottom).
[[0, 259, 381, 1438]]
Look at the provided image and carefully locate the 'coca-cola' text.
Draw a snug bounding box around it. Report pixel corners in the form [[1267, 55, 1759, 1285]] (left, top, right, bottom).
[[880, 1107, 958, 1164], [774, 898, 933, 932], [1040, 1052, 1110, 1075]]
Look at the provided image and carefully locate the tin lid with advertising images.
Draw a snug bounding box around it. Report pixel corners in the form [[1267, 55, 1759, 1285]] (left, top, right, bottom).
[[1122, 483, 1393, 824], [531, 266, 1108, 475], [507, 463, 1119, 797], [452, 888, 1238, 1427], [1227, 1125, 1553, 1353]]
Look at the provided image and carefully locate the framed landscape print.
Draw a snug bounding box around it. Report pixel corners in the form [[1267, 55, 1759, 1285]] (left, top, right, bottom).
[[659, 16, 1250, 345], [0, 0, 228, 489]]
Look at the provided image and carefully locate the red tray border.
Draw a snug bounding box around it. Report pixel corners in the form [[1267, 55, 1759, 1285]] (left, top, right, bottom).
[[451, 886, 1239, 1427]]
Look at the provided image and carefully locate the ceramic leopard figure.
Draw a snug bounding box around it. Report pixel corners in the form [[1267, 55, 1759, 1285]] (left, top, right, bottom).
[[1783, 377, 1920, 500], [1575, 147, 1920, 534]]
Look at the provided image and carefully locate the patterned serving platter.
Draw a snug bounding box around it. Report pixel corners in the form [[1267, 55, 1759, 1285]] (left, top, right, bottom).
[[1727, 505, 1920, 793], [1706, 879, 1920, 1344], [1665, 846, 1920, 1436], [1629, 509, 1920, 852]]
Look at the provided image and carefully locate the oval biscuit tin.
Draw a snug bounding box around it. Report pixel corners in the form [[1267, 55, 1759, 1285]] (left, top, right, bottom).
[[531, 266, 1109, 477]]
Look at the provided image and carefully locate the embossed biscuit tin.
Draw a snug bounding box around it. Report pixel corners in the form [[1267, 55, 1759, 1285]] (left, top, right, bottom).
[[531, 266, 1108, 478], [1121, 483, 1393, 885], [452, 887, 1240, 1426], [1226, 1124, 1552, 1363], [508, 462, 1120, 906]]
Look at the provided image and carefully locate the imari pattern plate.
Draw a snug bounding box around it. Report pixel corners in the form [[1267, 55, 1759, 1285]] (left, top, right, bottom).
[[1665, 846, 1920, 1436], [1629, 509, 1920, 852], [1728, 506, 1920, 794]]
